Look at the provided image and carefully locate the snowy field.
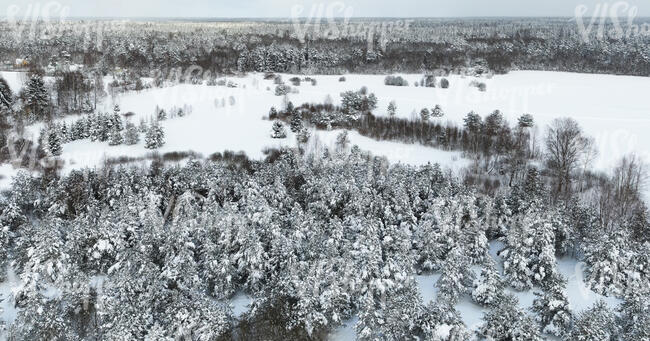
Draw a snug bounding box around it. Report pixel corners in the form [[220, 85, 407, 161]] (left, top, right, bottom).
[[3, 70, 649, 171], [2, 69, 649, 199]]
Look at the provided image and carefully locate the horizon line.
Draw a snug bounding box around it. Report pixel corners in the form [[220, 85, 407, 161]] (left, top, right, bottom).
[[2, 15, 650, 20]]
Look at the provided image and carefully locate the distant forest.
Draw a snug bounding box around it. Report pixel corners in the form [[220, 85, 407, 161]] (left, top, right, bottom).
[[0, 18, 649, 76]]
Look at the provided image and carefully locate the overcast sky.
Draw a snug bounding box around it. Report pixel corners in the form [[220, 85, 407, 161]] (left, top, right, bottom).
[[1, 0, 648, 19]]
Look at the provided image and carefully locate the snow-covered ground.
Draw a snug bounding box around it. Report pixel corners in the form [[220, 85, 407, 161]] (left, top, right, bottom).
[[228, 292, 254, 319], [0, 267, 20, 338], [0, 72, 28, 93]]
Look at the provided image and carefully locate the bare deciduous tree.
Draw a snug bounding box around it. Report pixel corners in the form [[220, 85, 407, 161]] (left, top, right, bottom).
[[595, 154, 647, 229], [544, 118, 593, 196]]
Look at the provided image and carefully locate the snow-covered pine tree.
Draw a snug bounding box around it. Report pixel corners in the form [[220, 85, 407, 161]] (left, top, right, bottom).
[[0, 76, 13, 110], [569, 301, 620, 341], [501, 209, 560, 291], [584, 229, 631, 296], [488, 194, 511, 238], [387, 100, 397, 117], [285, 100, 295, 114], [357, 280, 423, 341], [268, 106, 278, 119], [157, 108, 167, 121], [21, 74, 49, 121], [108, 126, 124, 146], [420, 108, 431, 121], [48, 128, 63, 156], [290, 110, 303, 133], [436, 247, 475, 304], [296, 128, 311, 145], [417, 300, 471, 341], [531, 279, 572, 337], [112, 112, 123, 132], [271, 121, 287, 139], [618, 286, 650, 341], [59, 123, 69, 143], [90, 112, 110, 142], [124, 122, 140, 145], [501, 216, 534, 291], [461, 206, 489, 265], [478, 293, 542, 341], [144, 122, 165, 149], [431, 104, 444, 118], [530, 219, 561, 289], [518, 113, 535, 128], [472, 258, 505, 307], [366, 93, 378, 112], [413, 198, 463, 272]]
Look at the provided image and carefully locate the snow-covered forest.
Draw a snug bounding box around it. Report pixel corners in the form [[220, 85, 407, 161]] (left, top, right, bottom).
[[0, 9, 648, 341], [0, 149, 647, 340]]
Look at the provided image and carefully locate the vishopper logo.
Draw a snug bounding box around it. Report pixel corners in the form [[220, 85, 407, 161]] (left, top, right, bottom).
[[5, 1, 127, 50], [290, 2, 413, 53], [574, 1, 650, 43], [6, 1, 69, 40]]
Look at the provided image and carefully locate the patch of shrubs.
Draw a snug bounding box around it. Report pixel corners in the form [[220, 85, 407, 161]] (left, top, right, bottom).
[[470, 80, 487, 91], [275, 84, 292, 96], [384, 75, 409, 86]]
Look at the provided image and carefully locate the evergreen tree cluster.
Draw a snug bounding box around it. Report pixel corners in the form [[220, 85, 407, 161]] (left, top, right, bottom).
[[38, 109, 169, 152], [0, 148, 647, 340]]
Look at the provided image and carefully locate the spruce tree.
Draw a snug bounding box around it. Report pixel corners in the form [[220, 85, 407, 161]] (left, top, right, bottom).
[[387, 100, 397, 117], [124, 122, 140, 145], [431, 104, 444, 118], [108, 126, 124, 146], [619, 286, 650, 341], [145, 122, 165, 149], [472, 259, 505, 307], [59, 123, 69, 143], [569, 301, 620, 341], [270, 121, 287, 139], [112, 113, 123, 132], [296, 128, 311, 145], [584, 230, 630, 296], [420, 108, 431, 121], [285, 100, 294, 114], [22, 74, 49, 120], [478, 294, 542, 341], [157, 108, 167, 121], [436, 247, 475, 304], [268, 106, 278, 119], [48, 128, 62, 156], [290, 110, 303, 133], [0, 76, 13, 110], [531, 280, 572, 337]]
